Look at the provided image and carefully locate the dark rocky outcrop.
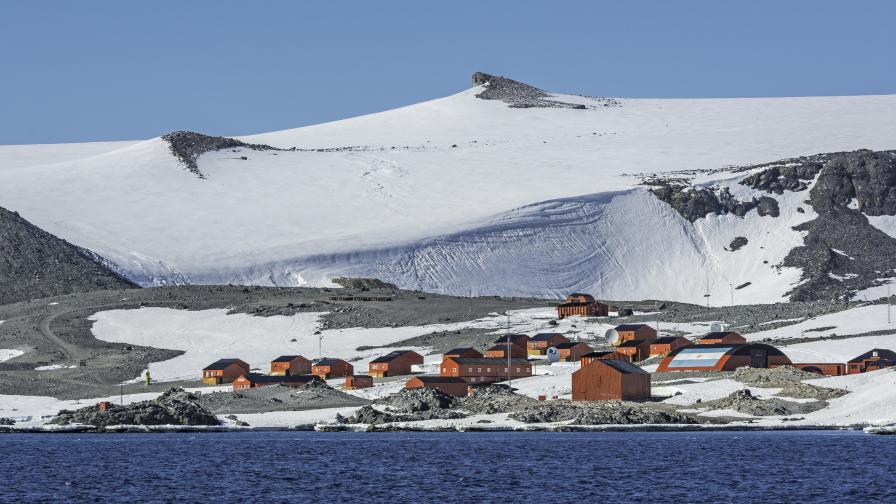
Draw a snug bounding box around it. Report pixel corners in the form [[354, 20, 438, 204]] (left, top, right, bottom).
[[648, 183, 765, 222], [780, 150, 896, 301], [0, 206, 137, 305], [471, 72, 616, 109], [161, 131, 282, 178], [727, 237, 748, 251], [509, 400, 696, 425], [49, 388, 219, 428], [331, 277, 398, 290]]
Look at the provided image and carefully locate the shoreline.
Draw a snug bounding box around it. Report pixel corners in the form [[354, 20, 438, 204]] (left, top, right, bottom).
[[0, 422, 876, 434]]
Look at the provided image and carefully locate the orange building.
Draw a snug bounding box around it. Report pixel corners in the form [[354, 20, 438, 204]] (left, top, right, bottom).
[[440, 356, 532, 385], [405, 376, 469, 397], [202, 358, 250, 385], [657, 343, 791, 372], [697, 331, 747, 345], [494, 334, 531, 349], [557, 294, 609, 319], [572, 359, 651, 401], [615, 339, 653, 362], [649, 336, 693, 357], [579, 351, 630, 366], [344, 374, 374, 389], [485, 344, 527, 359], [443, 348, 483, 359], [528, 333, 570, 355], [368, 350, 423, 378], [312, 358, 353, 379], [232, 373, 321, 391], [270, 355, 311, 376], [611, 324, 658, 345], [846, 349, 896, 374], [555, 341, 594, 362]]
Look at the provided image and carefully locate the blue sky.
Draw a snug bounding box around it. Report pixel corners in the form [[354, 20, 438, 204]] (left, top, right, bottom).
[[1, 0, 894, 144]]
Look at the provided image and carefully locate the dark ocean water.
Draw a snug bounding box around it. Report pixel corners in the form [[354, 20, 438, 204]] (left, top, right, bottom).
[[0, 430, 893, 503]]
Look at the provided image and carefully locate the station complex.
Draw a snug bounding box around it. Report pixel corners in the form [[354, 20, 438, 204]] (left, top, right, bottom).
[[199, 293, 896, 402]]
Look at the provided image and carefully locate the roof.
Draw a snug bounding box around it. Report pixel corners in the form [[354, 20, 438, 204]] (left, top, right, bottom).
[[315, 358, 348, 367], [486, 345, 509, 352], [581, 351, 614, 358], [271, 355, 305, 363], [370, 350, 415, 363], [600, 359, 649, 375], [653, 336, 689, 344], [699, 331, 742, 340], [239, 373, 319, 384], [446, 357, 530, 365], [617, 339, 647, 348], [203, 358, 246, 371], [410, 376, 467, 384], [615, 324, 651, 331], [848, 349, 896, 363], [555, 341, 588, 349], [494, 334, 529, 343], [531, 333, 565, 341], [444, 347, 478, 355], [347, 374, 373, 379], [662, 344, 737, 369]]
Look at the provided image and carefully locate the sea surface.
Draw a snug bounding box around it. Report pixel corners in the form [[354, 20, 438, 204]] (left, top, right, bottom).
[[1, 430, 893, 503]]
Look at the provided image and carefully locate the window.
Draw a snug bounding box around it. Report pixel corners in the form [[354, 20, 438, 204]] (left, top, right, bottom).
[[478, 368, 482, 372], [486, 368, 491, 372]]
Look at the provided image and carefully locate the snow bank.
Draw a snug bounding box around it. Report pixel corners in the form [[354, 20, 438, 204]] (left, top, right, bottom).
[[0, 349, 23, 363]]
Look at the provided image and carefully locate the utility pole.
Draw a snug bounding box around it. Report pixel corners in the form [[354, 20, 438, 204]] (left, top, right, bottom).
[[120, 384, 123, 406], [506, 313, 511, 387], [729, 283, 734, 307], [318, 333, 324, 360]]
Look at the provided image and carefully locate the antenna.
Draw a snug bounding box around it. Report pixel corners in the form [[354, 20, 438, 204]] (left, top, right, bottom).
[[546, 347, 560, 363], [318, 333, 324, 360], [505, 312, 511, 387], [604, 328, 620, 346]]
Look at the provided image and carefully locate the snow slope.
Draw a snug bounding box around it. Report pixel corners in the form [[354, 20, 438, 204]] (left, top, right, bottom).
[[2, 80, 896, 302]]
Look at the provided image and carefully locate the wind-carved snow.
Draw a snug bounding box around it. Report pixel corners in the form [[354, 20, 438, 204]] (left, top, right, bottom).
[[2, 84, 896, 302]]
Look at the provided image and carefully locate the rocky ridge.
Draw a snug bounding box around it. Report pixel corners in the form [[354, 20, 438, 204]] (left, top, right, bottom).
[[0, 206, 137, 305], [161, 131, 282, 178], [472, 72, 618, 109]]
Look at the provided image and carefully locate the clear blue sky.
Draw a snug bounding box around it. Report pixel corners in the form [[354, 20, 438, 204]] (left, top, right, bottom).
[[2, 0, 894, 145]]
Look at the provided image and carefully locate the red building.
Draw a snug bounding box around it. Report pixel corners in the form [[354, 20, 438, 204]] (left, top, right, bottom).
[[657, 343, 791, 372], [572, 359, 651, 401], [312, 358, 354, 379], [649, 336, 693, 357], [232, 373, 321, 391], [615, 339, 653, 362], [405, 376, 470, 397], [528, 333, 570, 355], [202, 358, 250, 385], [440, 356, 532, 385], [555, 341, 594, 362], [494, 334, 531, 349], [610, 324, 658, 346], [557, 294, 609, 319], [368, 350, 423, 378], [697, 331, 747, 345], [579, 351, 630, 366], [344, 375, 374, 389], [443, 348, 483, 359], [485, 344, 528, 359], [790, 363, 847, 376], [846, 349, 896, 374], [270, 355, 311, 376]]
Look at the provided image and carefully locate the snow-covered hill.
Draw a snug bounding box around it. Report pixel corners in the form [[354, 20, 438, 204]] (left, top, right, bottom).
[[1, 73, 895, 304]]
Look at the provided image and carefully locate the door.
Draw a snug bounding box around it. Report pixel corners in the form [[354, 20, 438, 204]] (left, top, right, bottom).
[[750, 348, 768, 368]]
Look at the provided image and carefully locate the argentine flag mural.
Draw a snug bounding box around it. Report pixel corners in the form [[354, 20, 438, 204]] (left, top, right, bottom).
[[666, 347, 733, 369]]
